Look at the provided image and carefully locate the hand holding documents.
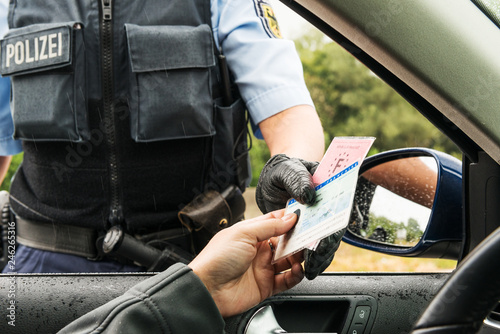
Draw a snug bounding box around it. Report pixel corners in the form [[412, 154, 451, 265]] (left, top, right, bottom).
[[273, 137, 375, 263]]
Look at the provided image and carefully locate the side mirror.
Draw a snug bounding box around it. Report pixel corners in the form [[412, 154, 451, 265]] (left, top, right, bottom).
[[343, 148, 463, 260]]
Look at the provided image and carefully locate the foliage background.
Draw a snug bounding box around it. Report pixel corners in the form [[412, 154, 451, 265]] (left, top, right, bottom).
[[249, 30, 460, 186], [1, 153, 21, 191]]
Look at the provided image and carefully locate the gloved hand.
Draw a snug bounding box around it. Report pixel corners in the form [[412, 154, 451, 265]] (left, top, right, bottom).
[[255, 154, 318, 213], [304, 228, 346, 280], [255, 153, 344, 280]]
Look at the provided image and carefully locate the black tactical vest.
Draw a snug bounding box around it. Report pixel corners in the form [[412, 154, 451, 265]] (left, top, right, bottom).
[[0, 0, 248, 234]]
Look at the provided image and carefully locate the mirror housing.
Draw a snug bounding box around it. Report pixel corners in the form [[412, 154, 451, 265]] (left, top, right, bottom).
[[343, 148, 463, 259]]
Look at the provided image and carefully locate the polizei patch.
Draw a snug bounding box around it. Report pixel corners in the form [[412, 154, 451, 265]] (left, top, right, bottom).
[[253, 0, 283, 39], [0, 25, 71, 76]]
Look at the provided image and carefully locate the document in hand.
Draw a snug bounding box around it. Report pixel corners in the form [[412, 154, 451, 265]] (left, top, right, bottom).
[[273, 137, 375, 263]]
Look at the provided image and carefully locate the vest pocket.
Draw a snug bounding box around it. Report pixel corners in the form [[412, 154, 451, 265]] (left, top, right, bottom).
[[125, 23, 216, 142], [0, 22, 88, 142], [213, 97, 251, 191]]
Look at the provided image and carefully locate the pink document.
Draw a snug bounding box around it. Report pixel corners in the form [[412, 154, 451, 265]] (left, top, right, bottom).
[[306, 136, 375, 251], [313, 137, 376, 185]]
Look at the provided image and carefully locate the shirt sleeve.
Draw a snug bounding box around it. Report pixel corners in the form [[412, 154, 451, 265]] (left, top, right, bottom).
[[0, 0, 22, 156], [212, 0, 314, 138], [0, 77, 22, 156], [57, 263, 226, 334]]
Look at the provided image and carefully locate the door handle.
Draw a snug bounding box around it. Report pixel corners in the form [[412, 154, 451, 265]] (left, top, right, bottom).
[[244, 305, 338, 334]]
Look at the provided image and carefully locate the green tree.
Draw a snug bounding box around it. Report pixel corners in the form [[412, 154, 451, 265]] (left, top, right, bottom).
[[249, 131, 271, 186], [249, 30, 460, 185], [406, 218, 424, 243], [366, 213, 399, 244], [295, 30, 461, 157], [0, 153, 22, 191]]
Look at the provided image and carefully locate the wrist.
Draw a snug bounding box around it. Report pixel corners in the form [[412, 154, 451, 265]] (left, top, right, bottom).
[[189, 264, 231, 317]]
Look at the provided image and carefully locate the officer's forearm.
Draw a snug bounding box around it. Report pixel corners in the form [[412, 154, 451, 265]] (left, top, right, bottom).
[[259, 105, 324, 162]]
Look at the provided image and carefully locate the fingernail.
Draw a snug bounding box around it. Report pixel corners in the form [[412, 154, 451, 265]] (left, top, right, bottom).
[[282, 213, 296, 223]]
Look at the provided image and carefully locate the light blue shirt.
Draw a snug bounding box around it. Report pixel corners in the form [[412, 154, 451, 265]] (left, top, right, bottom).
[[212, 0, 314, 137], [0, 0, 21, 156], [0, 0, 313, 154]]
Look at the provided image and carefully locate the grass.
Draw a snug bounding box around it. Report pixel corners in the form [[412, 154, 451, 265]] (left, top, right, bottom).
[[327, 242, 455, 272]]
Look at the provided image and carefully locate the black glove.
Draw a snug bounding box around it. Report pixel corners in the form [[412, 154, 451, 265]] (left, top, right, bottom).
[[255, 154, 318, 213], [256, 154, 344, 280], [304, 228, 346, 280]]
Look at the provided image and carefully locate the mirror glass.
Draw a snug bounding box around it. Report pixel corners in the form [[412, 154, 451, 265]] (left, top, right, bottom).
[[348, 156, 437, 247]]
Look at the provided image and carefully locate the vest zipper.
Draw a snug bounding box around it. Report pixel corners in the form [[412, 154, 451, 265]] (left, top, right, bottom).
[[100, 0, 123, 227]]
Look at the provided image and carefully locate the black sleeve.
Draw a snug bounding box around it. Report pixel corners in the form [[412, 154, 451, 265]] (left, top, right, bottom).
[[58, 263, 225, 334]]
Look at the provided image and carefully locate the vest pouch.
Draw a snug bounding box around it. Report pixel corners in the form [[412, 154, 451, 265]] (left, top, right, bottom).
[[213, 97, 251, 191], [0, 22, 89, 142], [125, 23, 216, 142]]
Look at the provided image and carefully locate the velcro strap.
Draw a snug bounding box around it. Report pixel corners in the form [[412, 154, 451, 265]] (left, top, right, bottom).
[[16, 217, 98, 258]]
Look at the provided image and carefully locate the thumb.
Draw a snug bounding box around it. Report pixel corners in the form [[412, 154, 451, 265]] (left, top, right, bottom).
[[278, 159, 316, 205], [238, 212, 298, 243]]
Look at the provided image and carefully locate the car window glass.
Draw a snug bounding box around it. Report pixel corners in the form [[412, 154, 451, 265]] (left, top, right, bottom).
[[473, 0, 500, 28], [251, 1, 460, 273]]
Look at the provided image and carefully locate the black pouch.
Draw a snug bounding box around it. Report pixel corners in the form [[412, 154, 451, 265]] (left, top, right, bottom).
[[0, 22, 88, 142], [212, 96, 251, 192], [178, 185, 246, 253], [125, 23, 216, 142]]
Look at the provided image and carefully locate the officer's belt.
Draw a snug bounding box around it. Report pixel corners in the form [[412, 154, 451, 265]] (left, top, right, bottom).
[[16, 217, 99, 258]]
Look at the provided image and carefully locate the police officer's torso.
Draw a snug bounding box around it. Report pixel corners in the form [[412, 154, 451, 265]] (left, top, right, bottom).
[[4, 0, 227, 234]]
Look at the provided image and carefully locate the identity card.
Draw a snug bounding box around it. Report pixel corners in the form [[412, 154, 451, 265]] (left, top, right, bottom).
[[272, 137, 375, 263]]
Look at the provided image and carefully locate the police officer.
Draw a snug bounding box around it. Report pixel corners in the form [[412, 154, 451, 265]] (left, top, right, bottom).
[[0, 0, 339, 279]]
